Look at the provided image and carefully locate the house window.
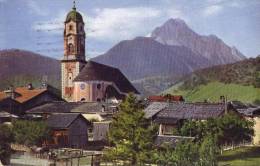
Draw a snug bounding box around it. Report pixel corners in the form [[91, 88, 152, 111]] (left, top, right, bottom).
[[97, 84, 101, 90], [88, 128, 93, 141], [69, 25, 73, 30], [68, 73, 73, 87]]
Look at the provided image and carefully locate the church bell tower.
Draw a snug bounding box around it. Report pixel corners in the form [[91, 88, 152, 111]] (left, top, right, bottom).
[[61, 2, 86, 101]]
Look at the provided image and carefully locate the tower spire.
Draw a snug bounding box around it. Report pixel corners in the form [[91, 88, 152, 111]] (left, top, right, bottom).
[[73, 0, 76, 10]]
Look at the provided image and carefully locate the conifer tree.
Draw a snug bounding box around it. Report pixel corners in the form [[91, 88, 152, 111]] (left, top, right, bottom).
[[104, 93, 157, 165]]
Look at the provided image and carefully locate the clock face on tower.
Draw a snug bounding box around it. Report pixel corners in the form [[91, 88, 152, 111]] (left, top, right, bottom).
[[68, 36, 73, 43], [80, 83, 85, 90]]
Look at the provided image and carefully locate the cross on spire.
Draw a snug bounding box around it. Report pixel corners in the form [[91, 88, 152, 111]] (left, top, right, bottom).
[[73, 0, 76, 10]]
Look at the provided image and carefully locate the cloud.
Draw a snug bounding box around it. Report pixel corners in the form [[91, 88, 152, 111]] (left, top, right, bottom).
[[26, 0, 48, 16], [87, 7, 184, 41], [32, 6, 185, 43], [86, 7, 161, 41], [32, 11, 65, 33], [203, 5, 223, 16]]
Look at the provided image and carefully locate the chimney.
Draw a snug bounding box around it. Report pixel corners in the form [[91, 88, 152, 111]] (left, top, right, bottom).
[[27, 83, 33, 90], [220, 95, 228, 114], [224, 96, 228, 114], [220, 96, 225, 103], [4, 86, 15, 99], [41, 83, 48, 89]]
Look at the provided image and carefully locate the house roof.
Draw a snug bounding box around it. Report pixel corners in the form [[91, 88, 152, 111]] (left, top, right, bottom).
[[0, 111, 18, 118], [148, 95, 184, 102], [27, 101, 118, 115], [229, 101, 260, 117], [74, 61, 139, 94], [144, 102, 168, 119], [236, 107, 260, 116], [0, 86, 56, 104], [14, 87, 47, 103], [155, 102, 225, 122], [82, 114, 104, 122], [27, 102, 82, 114], [229, 101, 249, 109], [47, 113, 90, 129], [71, 102, 105, 113]]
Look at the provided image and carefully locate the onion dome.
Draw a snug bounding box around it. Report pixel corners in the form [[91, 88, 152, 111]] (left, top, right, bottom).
[[65, 6, 83, 23]]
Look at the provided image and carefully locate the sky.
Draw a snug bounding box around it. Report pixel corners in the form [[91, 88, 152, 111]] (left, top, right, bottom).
[[0, 0, 259, 59]]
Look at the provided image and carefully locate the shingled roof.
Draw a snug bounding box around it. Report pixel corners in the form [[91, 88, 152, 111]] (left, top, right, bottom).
[[144, 102, 168, 119], [47, 113, 90, 129], [74, 61, 139, 94], [237, 107, 260, 116], [27, 101, 118, 115], [0, 87, 47, 103], [148, 95, 184, 102], [0, 85, 60, 104], [155, 102, 226, 123]]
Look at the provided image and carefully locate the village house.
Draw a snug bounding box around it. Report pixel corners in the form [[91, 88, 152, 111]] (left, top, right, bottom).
[[229, 101, 260, 145], [27, 101, 114, 148], [156, 102, 228, 135], [144, 100, 260, 145], [45, 113, 91, 149], [0, 84, 61, 116], [144, 102, 232, 135]]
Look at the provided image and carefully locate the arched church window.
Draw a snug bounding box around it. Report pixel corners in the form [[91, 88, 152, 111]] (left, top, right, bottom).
[[68, 44, 74, 53], [69, 25, 73, 30], [81, 98, 86, 102]]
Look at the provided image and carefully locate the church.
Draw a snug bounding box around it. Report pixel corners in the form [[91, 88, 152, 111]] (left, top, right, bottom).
[[61, 4, 139, 102]]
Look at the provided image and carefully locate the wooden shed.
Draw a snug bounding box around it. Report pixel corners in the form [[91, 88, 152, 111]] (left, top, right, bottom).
[[46, 113, 91, 149]]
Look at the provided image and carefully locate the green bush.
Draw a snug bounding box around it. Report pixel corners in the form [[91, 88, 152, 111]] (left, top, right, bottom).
[[12, 120, 50, 146], [0, 124, 14, 165]]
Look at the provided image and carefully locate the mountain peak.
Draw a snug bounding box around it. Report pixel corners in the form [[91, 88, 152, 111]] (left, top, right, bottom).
[[151, 19, 245, 64], [159, 18, 191, 32], [165, 18, 187, 26]]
